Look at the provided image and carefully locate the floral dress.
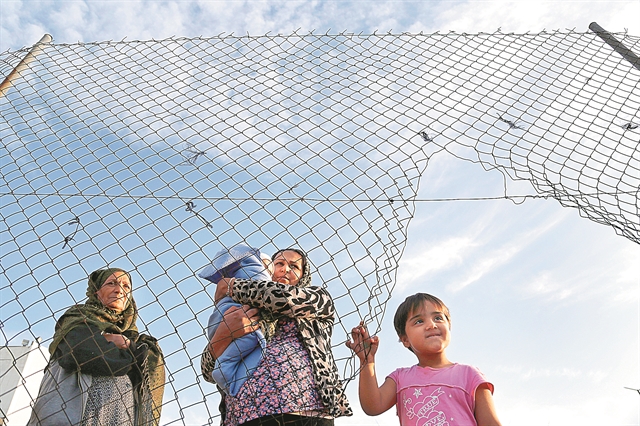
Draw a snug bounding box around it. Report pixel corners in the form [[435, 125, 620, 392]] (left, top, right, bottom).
[[224, 318, 324, 426]]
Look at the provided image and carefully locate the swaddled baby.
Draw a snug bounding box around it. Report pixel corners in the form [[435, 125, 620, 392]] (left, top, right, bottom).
[[199, 244, 273, 396]]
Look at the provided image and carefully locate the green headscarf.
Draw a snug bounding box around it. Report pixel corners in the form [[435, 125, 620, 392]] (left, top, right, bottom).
[[49, 268, 165, 426], [49, 268, 137, 355]]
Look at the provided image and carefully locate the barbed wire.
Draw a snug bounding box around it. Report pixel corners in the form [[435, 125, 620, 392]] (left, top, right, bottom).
[[1, 27, 639, 425]]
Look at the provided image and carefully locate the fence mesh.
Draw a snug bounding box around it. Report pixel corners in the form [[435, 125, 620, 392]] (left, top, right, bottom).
[[1, 28, 639, 425]]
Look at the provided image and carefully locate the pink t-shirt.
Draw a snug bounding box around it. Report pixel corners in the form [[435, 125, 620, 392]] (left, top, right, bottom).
[[387, 363, 493, 426]]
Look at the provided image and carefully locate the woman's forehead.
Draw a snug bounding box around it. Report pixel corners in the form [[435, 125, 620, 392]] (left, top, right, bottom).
[[275, 250, 304, 263], [106, 271, 131, 283]]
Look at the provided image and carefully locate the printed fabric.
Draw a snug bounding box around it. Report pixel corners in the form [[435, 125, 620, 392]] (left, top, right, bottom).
[[223, 318, 324, 425], [387, 363, 493, 426], [81, 375, 136, 426]]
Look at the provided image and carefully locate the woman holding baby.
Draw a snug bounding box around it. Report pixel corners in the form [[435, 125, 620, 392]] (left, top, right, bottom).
[[200, 247, 351, 426]]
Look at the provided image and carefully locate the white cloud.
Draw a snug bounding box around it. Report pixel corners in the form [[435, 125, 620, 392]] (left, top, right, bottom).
[[430, 0, 639, 34], [4, 1, 639, 53], [497, 364, 598, 381], [398, 196, 570, 293], [396, 235, 475, 286], [520, 227, 640, 305], [447, 242, 524, 291]]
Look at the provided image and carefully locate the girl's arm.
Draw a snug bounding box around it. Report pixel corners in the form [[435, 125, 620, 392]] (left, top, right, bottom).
[[225, 278, 335, 320], [358, 367, 397, 416], [346, 324, 396, 416], [474, 384, 502, 426]]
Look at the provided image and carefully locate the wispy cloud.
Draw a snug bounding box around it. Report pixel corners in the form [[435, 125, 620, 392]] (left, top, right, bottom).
[[398, 198, 569, 293], [395, 235, 476, 285], [447, 241, 525, 291], [498, 364, 591, 380], [4, 1, 639, 53]]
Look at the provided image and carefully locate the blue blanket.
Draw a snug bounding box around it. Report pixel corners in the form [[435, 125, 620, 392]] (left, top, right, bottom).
[[199, 244, 270, 396]]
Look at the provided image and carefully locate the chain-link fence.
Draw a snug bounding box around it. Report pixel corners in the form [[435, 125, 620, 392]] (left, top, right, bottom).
[[1, 27, 638, 425]]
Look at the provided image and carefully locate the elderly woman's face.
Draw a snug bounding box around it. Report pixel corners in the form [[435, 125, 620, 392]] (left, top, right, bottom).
[[96, 271, 131, 312], [272, 250, 304, 286]]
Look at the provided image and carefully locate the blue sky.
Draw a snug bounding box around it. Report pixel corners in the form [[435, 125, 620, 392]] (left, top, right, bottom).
[[2, 1, 640, 425]]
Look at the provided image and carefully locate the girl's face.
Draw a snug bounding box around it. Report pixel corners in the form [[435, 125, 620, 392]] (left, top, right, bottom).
[[271, 250, 304, 286], [400, 300, 451, 357], [95, 271, 131, 312]]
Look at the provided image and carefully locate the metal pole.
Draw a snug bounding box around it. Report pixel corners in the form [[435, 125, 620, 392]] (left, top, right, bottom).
[[0, 34, 53, 98], [589, 22, 640, 72]]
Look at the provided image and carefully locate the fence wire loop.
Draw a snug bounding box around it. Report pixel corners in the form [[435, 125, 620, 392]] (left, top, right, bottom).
[[1, 28, 639, 425]]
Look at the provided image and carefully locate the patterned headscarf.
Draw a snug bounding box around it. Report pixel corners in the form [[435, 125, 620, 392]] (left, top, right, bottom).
[[259, 248, 311, 341], [271, 247, 311, 288], [49, 268, 165, 426]]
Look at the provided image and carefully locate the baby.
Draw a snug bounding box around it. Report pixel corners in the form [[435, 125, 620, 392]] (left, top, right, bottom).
[[199, 244, 273, 396]]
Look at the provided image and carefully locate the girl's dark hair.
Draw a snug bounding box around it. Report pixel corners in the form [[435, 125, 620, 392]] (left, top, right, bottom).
[[393, 293, 451, 338]]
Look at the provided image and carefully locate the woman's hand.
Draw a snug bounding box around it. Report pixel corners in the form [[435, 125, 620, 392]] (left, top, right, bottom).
[[221, 305, 260, 339], [104, 333, 131, 349], [208, 304, 260, 358], [346, 322, 379, 365]]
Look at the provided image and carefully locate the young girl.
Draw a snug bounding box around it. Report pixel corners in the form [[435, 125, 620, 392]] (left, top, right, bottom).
[[346, 293, 501, 426]]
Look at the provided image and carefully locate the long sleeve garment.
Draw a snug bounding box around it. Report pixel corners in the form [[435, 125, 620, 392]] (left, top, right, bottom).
[[55, 323, 136, 376], [229, 278, 352, 418]]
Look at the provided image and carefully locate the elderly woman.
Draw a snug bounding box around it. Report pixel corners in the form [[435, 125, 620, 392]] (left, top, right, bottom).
[[28, 268, 165, 426], [201, 248, 352, 426]]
